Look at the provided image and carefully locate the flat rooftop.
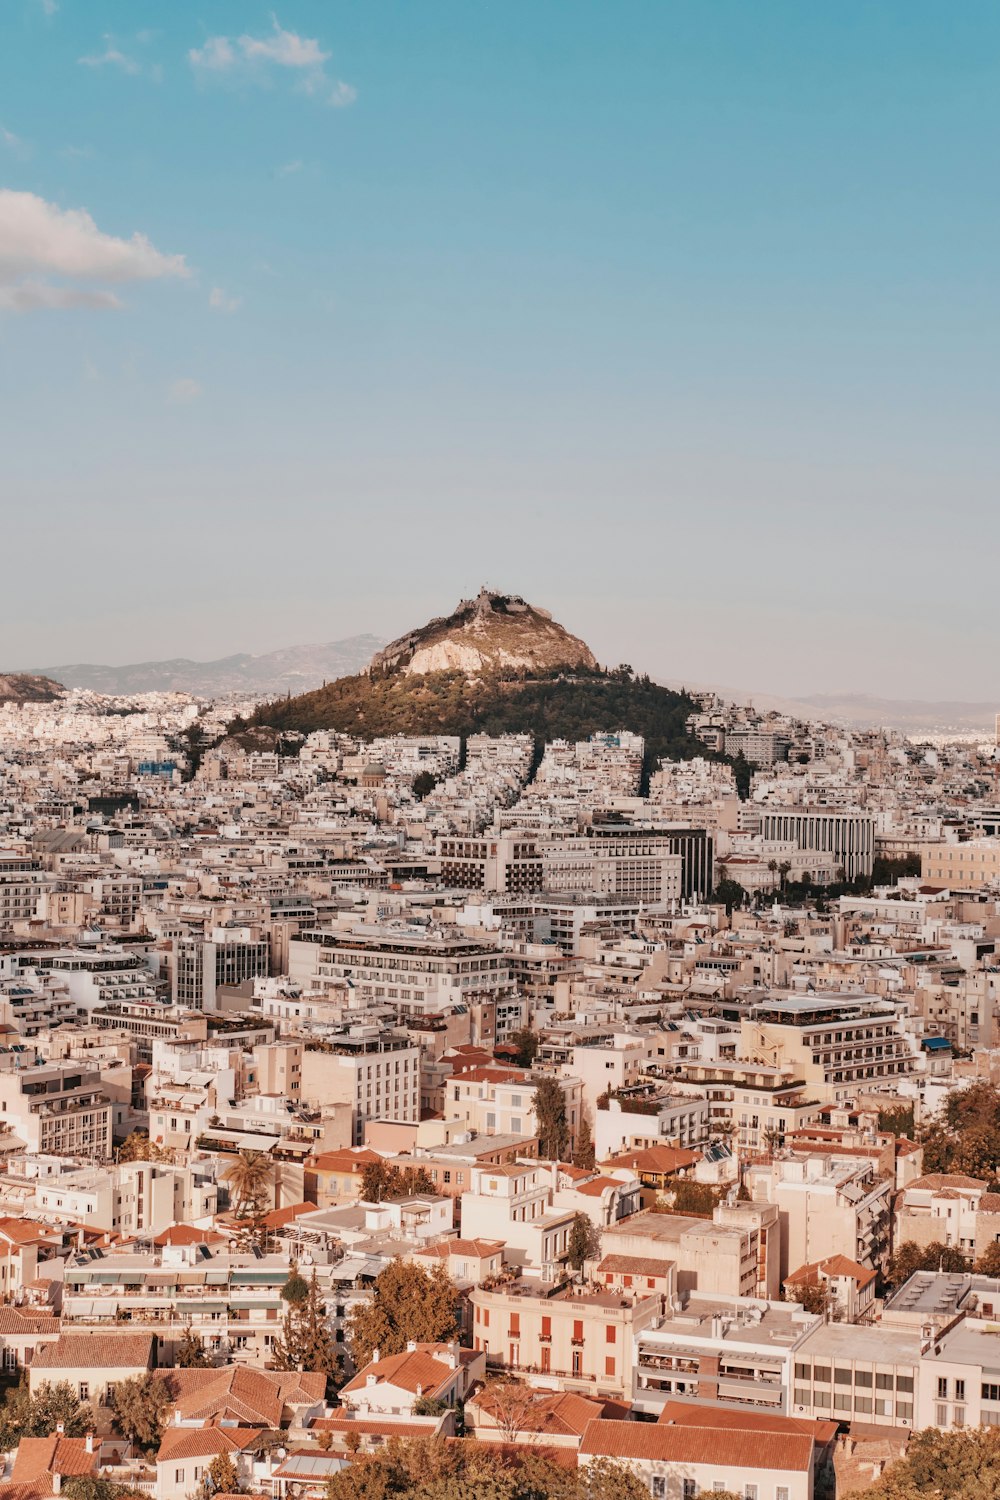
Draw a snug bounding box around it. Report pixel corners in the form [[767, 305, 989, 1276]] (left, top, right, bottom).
[[798, 1321, 920, 1366]]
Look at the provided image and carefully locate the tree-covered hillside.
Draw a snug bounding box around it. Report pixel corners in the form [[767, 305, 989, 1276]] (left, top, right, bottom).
[[246, 666, 701, 771]]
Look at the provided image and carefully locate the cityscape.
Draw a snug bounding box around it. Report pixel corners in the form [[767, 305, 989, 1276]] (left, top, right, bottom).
[[3, 5, 1000, 1500]]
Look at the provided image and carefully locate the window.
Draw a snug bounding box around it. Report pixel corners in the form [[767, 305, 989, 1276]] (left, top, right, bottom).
[[876, 1373, 893, 1391], [79, 1383, 88, 1400], [794, 1362, 810, 1380], [854, 1370, 872, 1387], [835, 1368, 852, 1385], [776, 1490, 789, 1500], [982, 1383, 1000, 1403], [681, 1481, 695, 1500], [744, 1487, 757, 1500], [938, 1377, 948, 1399], [936, 1403, 948, 1427], [175, 1472, 184, 1485], [606, 1326, 617, 1344], [813, 1365, 831, 1384], [896, 1375, 914, 1393], [956, 1380, 966, 1401], [652, 1482, 666, 1499], [605, 1357, 616, 1377]]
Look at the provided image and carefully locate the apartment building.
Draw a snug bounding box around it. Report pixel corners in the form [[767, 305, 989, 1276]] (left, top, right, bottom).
[[540, 835, 683, 905], [172, 930, 270, 1011], [289, 924, 513, 1041], [34, 1160, 217, 1236], [741, 994, 917, 1103], [746, 1155, 893, 1280], [460, 1162, 577, 1274], [633, 1294, 818, 1418], [0, 1059, 112, 1157], [0, 854, 45, 930], [471, 1281, 662, 1400], [438, 835, 543, 894], [678, 1060, 822, 1154], [602, 1203, 781, 1301], [444, 1068, 583, 1153], [791, 1322, 920, 1430], [300, 1028, 420, 1146]]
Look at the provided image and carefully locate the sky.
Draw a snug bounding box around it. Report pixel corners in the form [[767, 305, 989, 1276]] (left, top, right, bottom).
[[1, 1, 998, 700]]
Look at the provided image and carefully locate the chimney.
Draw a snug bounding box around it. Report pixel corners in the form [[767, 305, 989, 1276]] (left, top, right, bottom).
[[56, 1422, 65, 1437], [372, 1348, 380, 1364], [415, 1384, 422, 1401], [85, 1432, 95, 1454], [447, 1343, 459, 1370], [406, 1340, 417, 1354], [52, 1476, 61, 1496]]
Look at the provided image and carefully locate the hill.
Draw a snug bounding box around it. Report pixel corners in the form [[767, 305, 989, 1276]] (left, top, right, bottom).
[[247, 665, 699, 773], [0, 673, 64, 705], [370, 588, 597, 677], [28, 636, 384, 697]]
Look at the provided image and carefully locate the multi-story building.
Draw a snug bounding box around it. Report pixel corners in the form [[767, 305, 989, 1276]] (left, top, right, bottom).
[[758, 808, 876, 881], [172, 930, 270, 1011], [741, 994, 917, 1104], [471, 1280, 662, 1400], [438, 835, 543, 894], [0, 1059, 112, 1157], [746, 1155, 894, 1280], [922, 839, 1000, 891], [300, 1028, 420, 1147]]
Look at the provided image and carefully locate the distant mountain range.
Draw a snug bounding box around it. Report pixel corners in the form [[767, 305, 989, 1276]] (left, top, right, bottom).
[[27, 636, 385, 698], [661, 678, 999, 736]]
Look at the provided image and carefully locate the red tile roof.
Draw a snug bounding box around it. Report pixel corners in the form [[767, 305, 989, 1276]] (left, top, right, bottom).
[[580, 1418, 814, 1472]]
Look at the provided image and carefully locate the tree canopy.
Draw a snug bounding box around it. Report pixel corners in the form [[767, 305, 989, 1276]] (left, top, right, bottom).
[[348, 1261, 458, 1369], [324, 1437, 650, 1500], [531, 1076, 569, 1161], [886, 1241, 968, 1286], [361, 1160, 436, 1203], [846, 1427, 1000, 1500]]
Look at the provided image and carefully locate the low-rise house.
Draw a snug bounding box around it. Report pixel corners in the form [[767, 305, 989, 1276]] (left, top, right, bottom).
[[784, 1255, 877, 1324], [339, 1340, 484, 1416], [155, 1423, 260, 1500], [28, 1331, 156, 1406]]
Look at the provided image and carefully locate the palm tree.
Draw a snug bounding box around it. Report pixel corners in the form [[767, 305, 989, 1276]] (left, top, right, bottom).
[[223, 1149, 274, 1216]]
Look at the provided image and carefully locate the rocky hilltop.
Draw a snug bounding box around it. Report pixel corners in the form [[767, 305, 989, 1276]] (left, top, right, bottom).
[[370, 589, 598, 678], [0, 674, 64, 705]]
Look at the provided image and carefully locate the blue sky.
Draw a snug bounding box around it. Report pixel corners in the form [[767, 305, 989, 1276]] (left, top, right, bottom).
[[1, 1, 998, 698]]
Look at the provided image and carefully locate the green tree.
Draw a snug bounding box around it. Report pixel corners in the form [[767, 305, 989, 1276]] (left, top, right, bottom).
[[0, 1382, 94, 1449], [411, 771, 438, 801], [281, 1261, 310, 1307], [845, 1427, 1000, 1500], [361, 1160, 435, 1203], [509, 1028, 538, 1070], [176, 1325, 210, 1368], [203, 1452, 240, 1496], [976, 1242, 1000, 1277], [886, 1240, 968, 1286], [712, 878, 746, 914], [117, 1130, 167, 1164], [111, 1374, 172, 1454], [62, 1480, 119, 1500], [222, 1149, 274, 1216], [566, 1212, 601, 1271], [572, 1112, 595, 1170], [349, 1261, 457, 1369], [531, 1075, 568, 1160]]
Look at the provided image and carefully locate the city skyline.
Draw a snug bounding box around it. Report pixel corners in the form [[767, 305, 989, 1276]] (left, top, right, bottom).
[[3, 1, 999, 698]]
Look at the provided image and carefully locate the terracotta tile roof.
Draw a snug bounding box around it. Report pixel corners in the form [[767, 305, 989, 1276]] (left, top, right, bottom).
[[471, 1389, 617, 1438], [603, 1146, 701, 1175], [416, 1238, 504, 1259], [0, 1307, 60, 1336], [261, 1202, 313, 1228], [11, 1438, 98, 1486], [575, 1176, 623, 1197], [580, 1418, 814, 1472], [0, 1219, 60, 1248], [655, 1399, 837, 1444], [341, 1349, 455, 1398], [905, 1173, 986, 1192], [979, 1194, 1000, 1214], [309, 1148, 383, 1172], [32, 1332, 155, 1370], [153, 1224, 227, 1247], [157, 1367, 325, 1426], [157, 1426, 260, 1463]]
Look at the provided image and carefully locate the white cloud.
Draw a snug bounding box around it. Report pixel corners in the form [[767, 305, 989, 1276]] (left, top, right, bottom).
[[0, 189, 188, 315], [328, 80, 357, 108], [241, 20, 328, 69], [78, 36, 141, 73], [189, 16, 355, 106], [188, 35, 236, 71], [277, 158, 304, 176], [209, 286, 241, 314], [167, 377, 202, 404], [38, 0, 58, 16], [83, 358, 100, 382], [2, 126, 22, 150]]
